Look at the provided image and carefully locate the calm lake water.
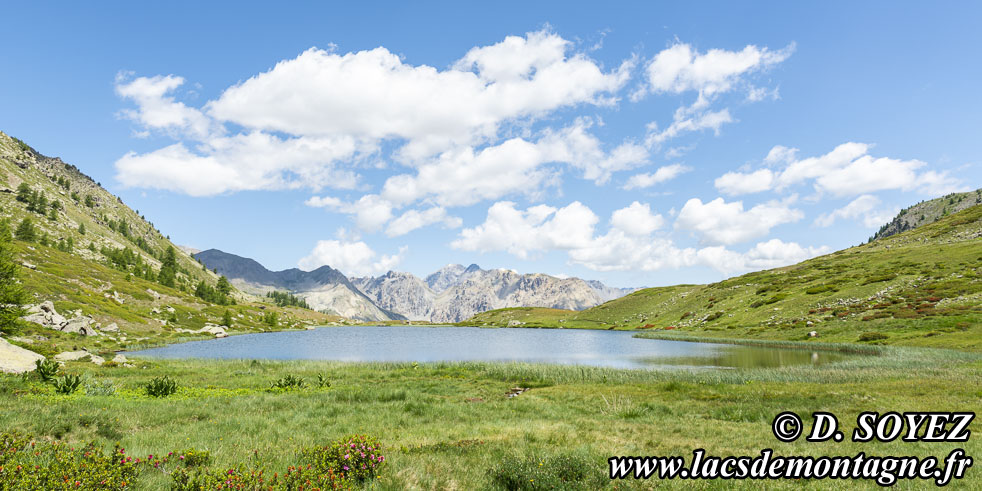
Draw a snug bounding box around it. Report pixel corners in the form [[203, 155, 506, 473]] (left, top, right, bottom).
[[130, 325, 852, 369]]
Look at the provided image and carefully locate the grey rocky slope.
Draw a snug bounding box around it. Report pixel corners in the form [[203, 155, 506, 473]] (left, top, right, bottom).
[[194, 249, 404, 321], [871, 189, 981, 241], [352, 264, 634, 323]]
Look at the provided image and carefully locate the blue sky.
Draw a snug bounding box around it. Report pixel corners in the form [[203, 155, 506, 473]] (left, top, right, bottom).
[[1, 1, 978, 287]]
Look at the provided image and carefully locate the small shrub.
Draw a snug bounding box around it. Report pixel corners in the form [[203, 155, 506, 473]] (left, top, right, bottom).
[[53, 374, 82, 394], [33, 359, 59, 382], [316, 373, 331, 388], [85, 379, 117, 396], [858, 332, 888, 342], [177, 448, 212, 467], [271, 374, 306, 390], [805, 284, 836, 294], [145, 376, 179, 397], [172, 465, 349, 490], [300, 434, 385, 481], [487, 453, 603, 490], [0, 434, 140, 488]]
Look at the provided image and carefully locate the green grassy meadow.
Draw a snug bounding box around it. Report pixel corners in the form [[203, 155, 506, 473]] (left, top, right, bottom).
[[1, 342, 980, 489]]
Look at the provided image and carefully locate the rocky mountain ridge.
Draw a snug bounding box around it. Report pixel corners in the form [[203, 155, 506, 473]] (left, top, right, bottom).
[[194, 249, 404, 321], [351, 264, 635, 323], [871, 188, 981, 241]]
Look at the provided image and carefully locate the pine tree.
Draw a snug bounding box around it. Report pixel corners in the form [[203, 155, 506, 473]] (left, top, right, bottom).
[[15, 183, 30, 203], [0, 221, 28, 334], [157, 246, 178, 288], [222, 309, 233, 328], [216, 275, 232, 296], [78, 222, 86, 235], [14, 218, 36, 242]]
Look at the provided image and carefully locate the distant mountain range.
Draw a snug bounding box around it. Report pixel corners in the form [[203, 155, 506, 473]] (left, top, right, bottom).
[[351, 264, 634, 322], [195, 250, 633, 322], [194, 249, 403, 321]]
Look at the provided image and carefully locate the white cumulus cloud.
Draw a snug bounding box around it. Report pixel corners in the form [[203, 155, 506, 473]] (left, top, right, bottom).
[[814, 195, 897, 228], [623, 163, 692, 190], [386, 207, 462, 237], [714, 142, 966, 198], [675, 197, 803, 245], [450, 201, 599, 259], [298, 238, 406, 277]]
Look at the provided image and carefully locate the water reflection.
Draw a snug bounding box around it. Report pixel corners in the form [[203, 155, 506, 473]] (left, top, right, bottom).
[[637, 346, 848, 368], [130, 325, 856, 370]]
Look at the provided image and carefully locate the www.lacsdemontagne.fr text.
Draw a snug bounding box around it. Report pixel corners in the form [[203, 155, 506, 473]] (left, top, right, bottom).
[[609, 448, 972, 486]]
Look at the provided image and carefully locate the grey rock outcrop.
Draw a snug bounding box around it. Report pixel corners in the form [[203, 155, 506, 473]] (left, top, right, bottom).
[[54, 350, 105, 365], [22, 301, 101, 336], [0, 338, 45, 374]]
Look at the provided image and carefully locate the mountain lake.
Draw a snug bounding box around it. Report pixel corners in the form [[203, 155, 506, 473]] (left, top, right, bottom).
[[129, 325, 856, 369]]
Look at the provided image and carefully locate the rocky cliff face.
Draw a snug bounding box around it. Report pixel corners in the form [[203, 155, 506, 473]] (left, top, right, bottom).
[[195, 249, 402, 321], [353, 265, 634, 323], [350, 271, 436, 321]]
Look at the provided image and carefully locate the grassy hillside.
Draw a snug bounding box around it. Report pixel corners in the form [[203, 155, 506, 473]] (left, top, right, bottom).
[[0, 131, 344, 357], [463, 203, 982, 350]]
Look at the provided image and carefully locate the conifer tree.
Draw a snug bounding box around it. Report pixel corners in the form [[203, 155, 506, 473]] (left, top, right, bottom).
[[0, 220, 28, 334], [15, 183, 30, 203], [14, 218, 36, 242], [217, 275, 232, 296]]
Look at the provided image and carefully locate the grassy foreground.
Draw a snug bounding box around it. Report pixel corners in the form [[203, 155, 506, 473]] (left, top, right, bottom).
[[2, 342, 980, 489]]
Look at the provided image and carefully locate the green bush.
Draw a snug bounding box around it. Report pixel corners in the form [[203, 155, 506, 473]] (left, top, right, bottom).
[[33, 358, 59, 382], [85, 379, 117, 396], [271, 374, 306, 390], [145, 376, 179, 397], [53, 374, 82, 394], [300, 434, 386, 481], [0, 433, 140, 488], [858, 332, 889, 342], [805, 284, 837, 294], [487, 453, 603, 490], [172, 465, 350, 490], [176, 448, 211, 467]]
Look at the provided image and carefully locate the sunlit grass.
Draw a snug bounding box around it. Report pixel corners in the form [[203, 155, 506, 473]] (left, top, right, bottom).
[[2, 344, 979, 489]]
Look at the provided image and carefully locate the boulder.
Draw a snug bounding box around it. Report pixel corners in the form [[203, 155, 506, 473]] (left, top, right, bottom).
[[100, 322, 120, 333], [21, 301, 99, 336], [61, 316, 101, 336], [112, 354, 128, 364], [146, 288, 161, 300], [0, 338, 45, 374], [53, 350, 105, 365], [53, 350, 90, 362]]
